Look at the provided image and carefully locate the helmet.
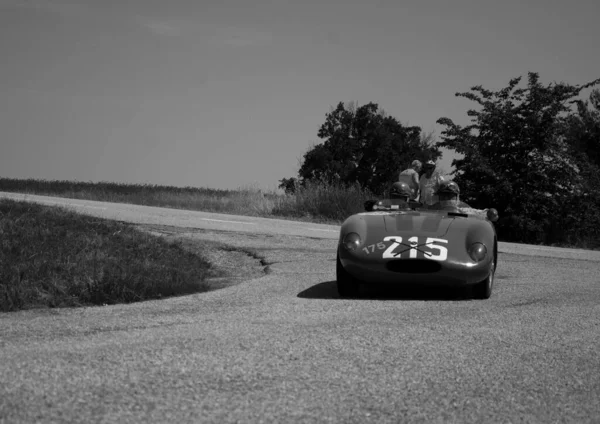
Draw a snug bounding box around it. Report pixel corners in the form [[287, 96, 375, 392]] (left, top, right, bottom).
[[424, 160, 436, 169], [390, 181, 412, 200], [435, 181, 460, 210], [437, 181, 460, 196]]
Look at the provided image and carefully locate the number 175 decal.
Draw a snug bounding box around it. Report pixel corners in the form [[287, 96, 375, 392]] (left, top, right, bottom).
[[362, 236, 449, 261]]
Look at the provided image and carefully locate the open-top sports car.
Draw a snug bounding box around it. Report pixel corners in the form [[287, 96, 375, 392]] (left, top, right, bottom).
[[336, 197, 499, 299]]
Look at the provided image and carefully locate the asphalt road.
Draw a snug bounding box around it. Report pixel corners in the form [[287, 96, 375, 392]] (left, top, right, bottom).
[[1, 192, 600, 423]]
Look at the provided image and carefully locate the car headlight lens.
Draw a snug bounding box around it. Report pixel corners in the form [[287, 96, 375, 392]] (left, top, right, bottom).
[[468, 242, 487, 262], [342, 232, 361, 251], [486, 208, 499, 222]]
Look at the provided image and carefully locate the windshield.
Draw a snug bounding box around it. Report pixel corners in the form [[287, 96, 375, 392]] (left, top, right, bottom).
[[372, 199, 474, 211]]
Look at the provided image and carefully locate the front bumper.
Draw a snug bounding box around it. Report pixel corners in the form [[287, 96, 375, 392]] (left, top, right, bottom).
[[339, 250, 492, 286]]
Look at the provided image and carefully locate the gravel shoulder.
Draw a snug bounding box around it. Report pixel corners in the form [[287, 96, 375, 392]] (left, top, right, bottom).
[[137, 224, 270, 291]]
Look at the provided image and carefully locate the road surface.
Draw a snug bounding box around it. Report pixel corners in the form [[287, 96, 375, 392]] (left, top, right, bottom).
[[1, 192, 599, 423]]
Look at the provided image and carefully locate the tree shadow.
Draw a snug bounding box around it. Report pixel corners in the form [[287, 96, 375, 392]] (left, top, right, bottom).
[[297, 281, 473, 301]]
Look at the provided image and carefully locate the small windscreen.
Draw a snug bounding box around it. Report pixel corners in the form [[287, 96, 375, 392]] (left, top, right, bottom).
[[448, 211, 468, 218]]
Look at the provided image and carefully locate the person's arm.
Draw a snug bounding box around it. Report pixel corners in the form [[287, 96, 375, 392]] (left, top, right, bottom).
[[418, 175, 426, 203], [436, 173, 445, 186], [412, 173, 420, 199], [434, 174, 445, 201]]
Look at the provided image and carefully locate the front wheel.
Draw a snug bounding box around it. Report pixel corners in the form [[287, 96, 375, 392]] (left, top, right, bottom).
[[471, 260, 495, 299], [336, 254, 360, 298]]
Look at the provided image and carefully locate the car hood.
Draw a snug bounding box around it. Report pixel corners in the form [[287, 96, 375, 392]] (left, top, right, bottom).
[[350, 210, 485, 241], [342, 210, 491, 241], [382, 212, 453, 238]]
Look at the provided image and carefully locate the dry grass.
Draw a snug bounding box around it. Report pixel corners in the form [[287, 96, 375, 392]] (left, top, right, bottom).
[[0, 177, 372, 223]]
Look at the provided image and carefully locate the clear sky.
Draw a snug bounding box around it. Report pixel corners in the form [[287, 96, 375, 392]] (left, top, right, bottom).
[[1, 0, 598, 191]]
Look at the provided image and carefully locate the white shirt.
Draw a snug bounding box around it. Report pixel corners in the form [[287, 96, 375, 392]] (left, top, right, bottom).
[[419, 173, 444, 205]]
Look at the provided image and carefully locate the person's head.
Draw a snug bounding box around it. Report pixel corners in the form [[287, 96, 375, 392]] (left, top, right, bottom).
[[436, 181, 460, 208], [411, 160, 422, 172], [390, 181, 412, 203], [423, 160, 436, 177]]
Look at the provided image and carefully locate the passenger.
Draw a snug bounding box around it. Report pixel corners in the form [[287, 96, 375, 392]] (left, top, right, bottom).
[[389, 181, 413, 206], [398, 159, 422, 200], [419, 160, 445, 208], [430, 181, 489, 218]]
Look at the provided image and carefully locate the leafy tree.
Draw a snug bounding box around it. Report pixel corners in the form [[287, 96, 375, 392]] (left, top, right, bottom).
[[437, 72, 600, 243], [288, 102, 441, 195], [563, 88, 600, 170], [557, 89, 600, 247], [278, 177, 299, 194]]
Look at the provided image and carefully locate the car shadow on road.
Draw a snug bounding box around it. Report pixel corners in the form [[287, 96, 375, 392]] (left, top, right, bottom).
[[297, 281, 472, 301]]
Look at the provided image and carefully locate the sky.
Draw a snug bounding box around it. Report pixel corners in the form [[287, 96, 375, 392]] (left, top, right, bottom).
[[1, 0, 599, 191]]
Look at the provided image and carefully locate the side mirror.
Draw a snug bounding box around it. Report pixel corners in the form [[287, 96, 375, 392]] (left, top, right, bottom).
[[486, 208, 499, 222]]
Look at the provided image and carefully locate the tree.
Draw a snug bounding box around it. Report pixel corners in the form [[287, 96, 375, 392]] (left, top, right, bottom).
[[289, 102, 441, 195], [563, 88, 600, 170], [277, 177, 298, 194], [436, 72, 600, 243], [557, 89, 600, 246]]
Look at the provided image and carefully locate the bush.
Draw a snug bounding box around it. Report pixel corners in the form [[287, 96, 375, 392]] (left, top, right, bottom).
[[272, 180, 375, 222]]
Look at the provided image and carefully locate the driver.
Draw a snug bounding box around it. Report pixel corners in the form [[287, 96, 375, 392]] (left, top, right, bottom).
[[390, 181, 413, 203], [430, 181, 490, 218]]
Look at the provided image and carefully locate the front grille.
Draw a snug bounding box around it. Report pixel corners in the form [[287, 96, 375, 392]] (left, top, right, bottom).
[[385, 259, 442, 273]]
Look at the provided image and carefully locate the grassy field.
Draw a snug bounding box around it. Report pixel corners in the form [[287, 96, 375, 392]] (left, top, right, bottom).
[[0, 198, 214, 312]]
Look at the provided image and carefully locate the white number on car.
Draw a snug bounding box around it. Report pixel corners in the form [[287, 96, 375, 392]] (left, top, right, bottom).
[[423, 237, 448, 261], [382, 236, 403, 258], [362, 242, 386, 254], [368, 236, 449, 261]]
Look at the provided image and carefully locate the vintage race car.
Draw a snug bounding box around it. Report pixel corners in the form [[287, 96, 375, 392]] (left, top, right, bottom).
[[336, 199, 499, 299]]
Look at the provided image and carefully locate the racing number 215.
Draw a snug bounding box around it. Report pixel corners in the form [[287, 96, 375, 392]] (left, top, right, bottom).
[[382, 236, 448, 261]]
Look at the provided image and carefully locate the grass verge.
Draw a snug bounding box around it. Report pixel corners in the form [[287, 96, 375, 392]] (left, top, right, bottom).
[[0, 199, 213, 312]]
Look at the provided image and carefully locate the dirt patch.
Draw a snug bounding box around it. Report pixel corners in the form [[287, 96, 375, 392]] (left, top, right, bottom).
[[136, 224, 268, 290]]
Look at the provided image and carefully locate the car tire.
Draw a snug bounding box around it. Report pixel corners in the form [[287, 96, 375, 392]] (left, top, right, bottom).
[[472, 260, 494, 300], [336, 253, 360, 298]]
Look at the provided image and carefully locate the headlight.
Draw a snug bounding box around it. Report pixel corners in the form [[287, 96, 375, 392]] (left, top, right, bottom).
[[486, 208, 499, 222], [468, 242, 487, 262], [342, 232, 361, 251]]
